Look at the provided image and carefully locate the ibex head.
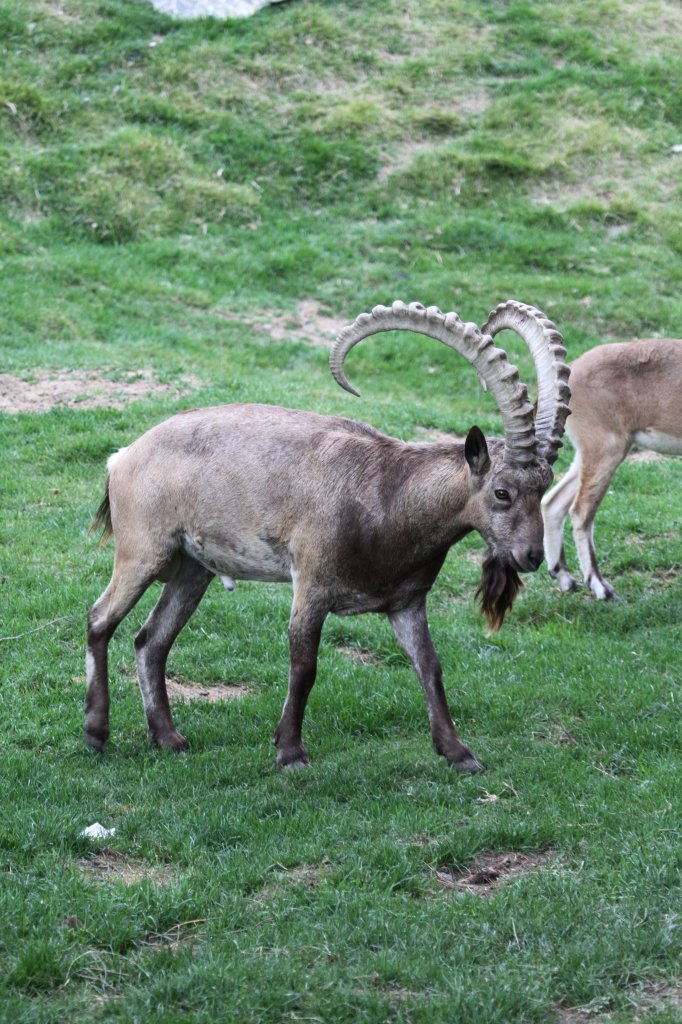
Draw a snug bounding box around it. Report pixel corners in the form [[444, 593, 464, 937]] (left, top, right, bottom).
[[463, 427, 551, 630], [330, 300, 571, 631]]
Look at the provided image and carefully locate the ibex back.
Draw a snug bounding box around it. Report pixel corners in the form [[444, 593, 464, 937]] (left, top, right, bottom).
[[87, 301, 570, 771]]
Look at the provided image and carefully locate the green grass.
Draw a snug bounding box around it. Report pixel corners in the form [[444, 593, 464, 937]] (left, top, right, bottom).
[[1, 1, 681, 1021]]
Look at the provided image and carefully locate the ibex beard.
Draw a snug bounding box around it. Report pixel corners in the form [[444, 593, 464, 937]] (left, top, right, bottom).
[[476, 553, 523, 633]]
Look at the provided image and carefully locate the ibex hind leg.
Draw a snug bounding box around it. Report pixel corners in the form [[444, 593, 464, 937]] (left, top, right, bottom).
[[134, 556, 213, 751], [85, 555, 158, 751]]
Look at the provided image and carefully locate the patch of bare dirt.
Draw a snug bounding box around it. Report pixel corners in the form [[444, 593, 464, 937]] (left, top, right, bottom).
[[78, 850, 174, 886], [254, 859, 332, 903], [640, 982, 682, 1013], [215, 299, 347, 347], [354, 974, 424, 1007], [377, 140, 437, 183], [336, 645, 382, 668], [558, 980, 682, 1023], [306, 73, 353, 94], [377, 92, 488, 183], [533, 722, 579, 747], [404, 833, 440, 848], [140, 919, 206, 955], [557, 1004, 607, 1023], [652, 564, 681, 581], [434, 851, 551, 896], [275, 861, 332, 886], [166, 679, 251, 702], [0, 369, 200, 414], [32, 0, 82, 21]]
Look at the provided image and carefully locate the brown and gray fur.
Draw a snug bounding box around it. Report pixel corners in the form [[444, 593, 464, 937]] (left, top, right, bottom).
[[86, 404, 551, 773], [542, 337, 682, 599]]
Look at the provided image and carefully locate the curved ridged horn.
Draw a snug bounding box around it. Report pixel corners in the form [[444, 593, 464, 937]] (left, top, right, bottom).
[[330, 300, 537, 467], [480, 301, 571, 465]]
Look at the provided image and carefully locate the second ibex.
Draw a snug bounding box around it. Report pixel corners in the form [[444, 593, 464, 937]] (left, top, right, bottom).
[[87, 300, 570, 772]]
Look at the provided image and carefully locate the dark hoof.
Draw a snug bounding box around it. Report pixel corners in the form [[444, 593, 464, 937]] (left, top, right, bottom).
[[84, 728, 108, 753], [448, 751, 486, 773], [587, 575, 617, 600], [276, 747, 311, 770], [149, 728, 188, 752]]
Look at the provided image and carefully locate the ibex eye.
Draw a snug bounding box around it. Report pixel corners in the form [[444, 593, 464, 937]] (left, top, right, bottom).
[[495, 488, 510, 501]]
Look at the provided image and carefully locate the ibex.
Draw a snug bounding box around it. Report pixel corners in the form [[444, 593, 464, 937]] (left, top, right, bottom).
[[86, 301, 569, 772], [542, 337, 682, 599]]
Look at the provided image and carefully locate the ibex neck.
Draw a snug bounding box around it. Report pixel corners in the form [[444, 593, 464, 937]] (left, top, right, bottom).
[[387, 443, 473, 551]]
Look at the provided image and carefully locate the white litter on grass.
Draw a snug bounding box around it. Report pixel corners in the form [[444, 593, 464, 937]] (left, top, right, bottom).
[[671, 144, 682, 153], [147, 0, 286, 18], [80, 823, 117, 840]]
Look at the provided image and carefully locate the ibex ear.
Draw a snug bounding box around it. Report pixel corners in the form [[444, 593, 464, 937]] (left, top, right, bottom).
[[465, 426, 490, 476]]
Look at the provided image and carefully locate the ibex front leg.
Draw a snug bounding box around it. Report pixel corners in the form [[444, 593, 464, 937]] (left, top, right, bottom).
[[389, 598, 484, 772], [273, 584, 327, 769], [570, 440, 629, 600]]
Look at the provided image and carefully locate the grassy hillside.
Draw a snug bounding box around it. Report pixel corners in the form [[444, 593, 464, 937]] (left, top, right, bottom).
[[1, 2, 681, 1022]]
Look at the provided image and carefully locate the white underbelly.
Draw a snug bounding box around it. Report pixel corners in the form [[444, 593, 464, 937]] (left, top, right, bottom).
[[181, 532, 293, 583], [632, 428, 682, 456]]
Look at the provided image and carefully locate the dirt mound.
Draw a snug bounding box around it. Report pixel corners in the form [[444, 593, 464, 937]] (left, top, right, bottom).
[[435, 850, 551, 896]]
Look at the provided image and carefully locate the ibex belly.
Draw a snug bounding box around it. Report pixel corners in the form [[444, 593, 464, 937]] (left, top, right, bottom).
[[632, 428, 682, 456], [181, 531, 293, 584]]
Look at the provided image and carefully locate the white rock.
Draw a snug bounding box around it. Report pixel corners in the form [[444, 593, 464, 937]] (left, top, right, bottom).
[[80, 822, 116, 840], [147, 0, 286, 18]]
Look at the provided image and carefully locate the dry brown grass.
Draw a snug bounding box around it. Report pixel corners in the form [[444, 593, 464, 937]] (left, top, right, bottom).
[[78, 850, 174, 887]]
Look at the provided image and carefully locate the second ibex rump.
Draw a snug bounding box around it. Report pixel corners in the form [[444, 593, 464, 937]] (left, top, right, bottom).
[[87, 301, 569, 772]]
